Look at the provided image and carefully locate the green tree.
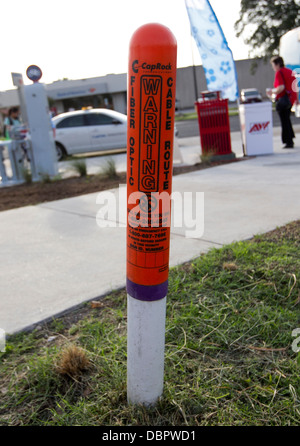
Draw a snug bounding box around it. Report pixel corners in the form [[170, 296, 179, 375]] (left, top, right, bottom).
[[235, 0, 300, 58]]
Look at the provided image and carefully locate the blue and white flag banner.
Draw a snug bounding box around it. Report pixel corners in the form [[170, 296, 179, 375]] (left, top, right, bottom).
[[185, 0, 239, 101]]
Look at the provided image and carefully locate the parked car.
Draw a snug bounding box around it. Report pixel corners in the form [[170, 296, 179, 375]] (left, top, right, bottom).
[[52, 108, 127, 160], [197, 90, 221, 101], [240, 88, 263, 104]]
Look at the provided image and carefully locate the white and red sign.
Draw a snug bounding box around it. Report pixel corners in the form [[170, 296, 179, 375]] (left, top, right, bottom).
[[249, 121, 270, 134], [239, 102, 273, 155]]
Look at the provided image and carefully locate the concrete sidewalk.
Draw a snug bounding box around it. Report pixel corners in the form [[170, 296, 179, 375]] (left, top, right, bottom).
[[1, 129, 300, 334]]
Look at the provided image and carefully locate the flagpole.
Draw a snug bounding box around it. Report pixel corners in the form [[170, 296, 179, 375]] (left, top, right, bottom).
[[190, 34, 199, 101], [185, 0, 239, 102]]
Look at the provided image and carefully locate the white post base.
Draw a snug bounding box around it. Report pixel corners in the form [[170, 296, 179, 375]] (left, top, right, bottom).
[[127, 294, 167, 406]]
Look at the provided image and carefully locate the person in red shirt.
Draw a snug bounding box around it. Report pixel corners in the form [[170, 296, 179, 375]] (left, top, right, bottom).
[[267, 56, 297, 148]]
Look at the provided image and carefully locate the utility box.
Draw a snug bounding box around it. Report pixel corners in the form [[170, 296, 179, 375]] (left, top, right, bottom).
[[23, 82, 57, 179], [239, 101, 273, 156], [195, 91, 235, 160]]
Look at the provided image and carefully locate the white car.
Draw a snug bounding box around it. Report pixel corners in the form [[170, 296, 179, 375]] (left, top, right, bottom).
[[52, 108, 127, 160], [240, 88, 263, 104]]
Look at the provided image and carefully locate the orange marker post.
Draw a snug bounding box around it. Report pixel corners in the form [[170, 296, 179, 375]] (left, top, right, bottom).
[[126, 23, 177, 406]]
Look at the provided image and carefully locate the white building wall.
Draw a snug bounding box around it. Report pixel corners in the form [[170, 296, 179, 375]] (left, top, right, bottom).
[[1, 58, 275, 123]]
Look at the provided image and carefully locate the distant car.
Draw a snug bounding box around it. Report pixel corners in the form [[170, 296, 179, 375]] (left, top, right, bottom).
[[240, 88, 263, 104], [197, 91, 221, 101], [52, 108, 127, 160]]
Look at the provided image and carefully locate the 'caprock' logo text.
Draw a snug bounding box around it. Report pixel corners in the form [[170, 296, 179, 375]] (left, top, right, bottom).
[[132, 60, 172, 73]]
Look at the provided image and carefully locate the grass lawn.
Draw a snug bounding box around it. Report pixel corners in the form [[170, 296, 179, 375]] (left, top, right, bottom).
[[0, 221, 299, 426]]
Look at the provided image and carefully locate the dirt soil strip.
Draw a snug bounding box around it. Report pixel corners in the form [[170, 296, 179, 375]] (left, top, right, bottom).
[[0, 159, 244, 212]]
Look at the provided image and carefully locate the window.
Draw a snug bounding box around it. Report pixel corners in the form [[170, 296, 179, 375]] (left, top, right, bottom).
[[244, 90, 259, 97], [85, 113, 118, 126], [56, 115, 85, 129]]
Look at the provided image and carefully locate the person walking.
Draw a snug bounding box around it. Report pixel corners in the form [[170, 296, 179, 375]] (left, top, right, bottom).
[[267, 56, 298, 149], [3, 107, 21, 139]]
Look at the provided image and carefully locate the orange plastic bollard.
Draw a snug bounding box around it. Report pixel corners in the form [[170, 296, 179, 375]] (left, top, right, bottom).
[[126, 23, 177, 301]]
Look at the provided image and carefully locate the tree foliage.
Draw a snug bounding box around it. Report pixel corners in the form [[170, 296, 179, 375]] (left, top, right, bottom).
[[235, 0, 300, 58]]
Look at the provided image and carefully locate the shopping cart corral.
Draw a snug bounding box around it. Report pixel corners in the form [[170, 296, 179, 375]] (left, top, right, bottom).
[[0, 127, 37, 186], [1, 72, 58, 187]]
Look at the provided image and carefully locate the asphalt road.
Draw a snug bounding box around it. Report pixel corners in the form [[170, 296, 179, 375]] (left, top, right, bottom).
[[176, 109, 298, 138]]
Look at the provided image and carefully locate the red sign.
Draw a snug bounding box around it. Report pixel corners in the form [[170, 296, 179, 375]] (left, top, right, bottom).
[[249, 121, 270, 133]]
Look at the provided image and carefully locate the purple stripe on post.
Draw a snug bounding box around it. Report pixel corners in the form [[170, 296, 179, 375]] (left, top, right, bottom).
[[126, 278, 168, 302]]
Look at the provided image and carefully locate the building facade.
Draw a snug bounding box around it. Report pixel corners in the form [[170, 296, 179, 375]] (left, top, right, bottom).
[[45, 73, 128, 116], [0, 58, 274, 130]]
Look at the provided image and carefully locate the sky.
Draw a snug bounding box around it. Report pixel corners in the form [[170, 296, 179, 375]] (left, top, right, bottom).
[[0, 0, 250, 91]]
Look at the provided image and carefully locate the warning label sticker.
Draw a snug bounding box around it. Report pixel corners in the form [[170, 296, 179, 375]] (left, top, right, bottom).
[[127, 57, 176, 287]]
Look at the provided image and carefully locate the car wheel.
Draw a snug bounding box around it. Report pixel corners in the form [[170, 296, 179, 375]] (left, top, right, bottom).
[[56, 142, 66, 161]]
